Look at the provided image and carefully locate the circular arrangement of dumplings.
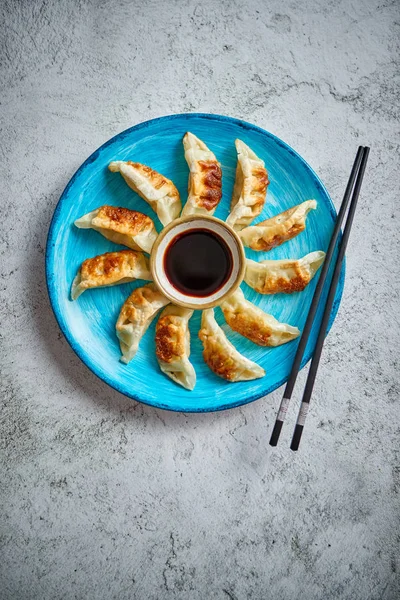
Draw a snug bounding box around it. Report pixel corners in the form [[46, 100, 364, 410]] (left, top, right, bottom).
[[72, 133, 325, 390]]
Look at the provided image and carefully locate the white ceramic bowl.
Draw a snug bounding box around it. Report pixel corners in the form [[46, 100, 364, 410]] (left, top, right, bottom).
[[150, 215, 245, 309]]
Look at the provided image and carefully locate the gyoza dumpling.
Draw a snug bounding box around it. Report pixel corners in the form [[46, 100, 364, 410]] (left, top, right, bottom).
[[226, 139, 269, 230], [116, 283, 170, 363], [239, 200, 317, 251], [198, 309, 265, 382], [181, 132, 222, 217], [245, 251, 325, 294], [155, 305, 196, 390], [71, 250, 152, 300], [74, 205, 157, 253], [221, 288, 300, 346], [108, 161, 181, 226]]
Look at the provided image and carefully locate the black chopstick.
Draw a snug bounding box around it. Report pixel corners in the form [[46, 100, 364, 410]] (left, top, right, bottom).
[[290, 146, 369, 450], [269, 146, 365, 447]]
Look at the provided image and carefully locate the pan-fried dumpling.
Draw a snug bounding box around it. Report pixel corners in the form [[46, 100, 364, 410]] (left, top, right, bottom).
[[74, 205, 157, 254], [226, 139, 269, 230], [221, 288, 300, 346], [239, 200, 317, 251], [108, 161, 181, 226], [198, 309, 265, 382], [71, 250, 152, 300], [181, 132, 222, 216], [155, 306, 196, 390], [245, 251, 325, 295], [116, 283, 170, 363]]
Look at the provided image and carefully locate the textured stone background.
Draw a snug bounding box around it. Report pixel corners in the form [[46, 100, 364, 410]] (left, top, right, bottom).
[[1, 0, 399, 598]]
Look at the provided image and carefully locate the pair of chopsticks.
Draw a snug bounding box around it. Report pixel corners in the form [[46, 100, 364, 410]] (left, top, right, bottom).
[[269, 146, 370, 451]]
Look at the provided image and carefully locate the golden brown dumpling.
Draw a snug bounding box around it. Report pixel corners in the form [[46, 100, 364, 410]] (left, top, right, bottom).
[[181, 132, 222, 216], [221, 288, 300, 346], [108, 161, 181, 226], [155, 305, 196, 390], [71, 250, 152, 300], [198, 309, 265, 382], [244, 251, 325, 294], [116, 284, 170, 363], [226, 139, 269, 230], [239, 200, 317, 251], [74, 205, 157, 253]]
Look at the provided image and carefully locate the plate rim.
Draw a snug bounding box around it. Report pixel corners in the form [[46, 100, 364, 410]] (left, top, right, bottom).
[[45, 112, 345, 413]]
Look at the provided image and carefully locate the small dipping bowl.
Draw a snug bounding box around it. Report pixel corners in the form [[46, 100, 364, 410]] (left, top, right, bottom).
[[150, 215, 245, 310]]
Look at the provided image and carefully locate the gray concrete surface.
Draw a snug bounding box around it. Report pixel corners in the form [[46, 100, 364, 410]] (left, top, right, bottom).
[[1, 0, 399, 598]]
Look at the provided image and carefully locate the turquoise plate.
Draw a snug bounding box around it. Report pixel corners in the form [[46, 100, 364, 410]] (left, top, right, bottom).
[[46, 113, 344, 412]]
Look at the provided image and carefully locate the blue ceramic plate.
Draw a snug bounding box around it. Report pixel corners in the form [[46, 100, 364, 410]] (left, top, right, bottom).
[[46, 113, 344, 412]]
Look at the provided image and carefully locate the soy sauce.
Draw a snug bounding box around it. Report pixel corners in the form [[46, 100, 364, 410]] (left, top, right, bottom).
[[164, 229, 233, 297]]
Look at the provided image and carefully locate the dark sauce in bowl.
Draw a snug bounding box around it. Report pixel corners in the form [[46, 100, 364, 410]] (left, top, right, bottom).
[[164, 229, 233, 297]]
